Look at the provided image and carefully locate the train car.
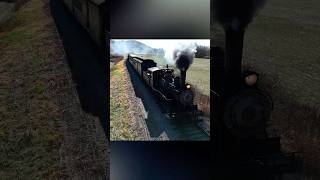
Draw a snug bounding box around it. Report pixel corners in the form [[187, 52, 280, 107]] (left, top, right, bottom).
[[143, 67, 161, 89], [127, 54, 157, 76], [61, 0, 106, 54]]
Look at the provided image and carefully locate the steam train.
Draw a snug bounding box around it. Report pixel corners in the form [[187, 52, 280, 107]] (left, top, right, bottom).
[[212, 45, 301, 178], [127, 54, 197, 117]]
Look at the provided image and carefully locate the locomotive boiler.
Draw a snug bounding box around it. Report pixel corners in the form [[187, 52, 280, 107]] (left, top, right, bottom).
[[127, 54, 197, 117]]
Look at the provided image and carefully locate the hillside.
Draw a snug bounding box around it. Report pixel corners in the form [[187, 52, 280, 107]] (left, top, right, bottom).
[[110, 40, 164, 56]]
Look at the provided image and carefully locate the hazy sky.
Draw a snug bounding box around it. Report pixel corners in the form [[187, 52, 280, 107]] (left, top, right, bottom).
[[136, 39, 210, 49]]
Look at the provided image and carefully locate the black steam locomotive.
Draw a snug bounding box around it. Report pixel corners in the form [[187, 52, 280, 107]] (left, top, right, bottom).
[[211, 0, 303, 177], [212, 45, 302, 179], [127, 54, 197, 117]]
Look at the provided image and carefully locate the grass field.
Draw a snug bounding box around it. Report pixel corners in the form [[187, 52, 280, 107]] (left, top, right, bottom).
[[213, 0, 320, 108], [0, 0, 107, 178], [0, 1, 62, 178], [186, 58, 210, 96], [212, 0, 320, 177]]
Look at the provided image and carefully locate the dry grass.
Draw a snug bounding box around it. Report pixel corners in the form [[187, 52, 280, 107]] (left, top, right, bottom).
[[110, 60, 133, 140], [192, 85, 210, 118], [0, 1, 63, 178], [245, 67, 320, 179], [0, 0, 108, 179], [110, 60, 149, 140], [186, 58, 210, 96]]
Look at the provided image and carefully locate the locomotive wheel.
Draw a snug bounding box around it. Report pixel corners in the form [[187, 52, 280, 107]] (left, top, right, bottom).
[[179, 90, 194, 106], [223, 89, 273, 139]]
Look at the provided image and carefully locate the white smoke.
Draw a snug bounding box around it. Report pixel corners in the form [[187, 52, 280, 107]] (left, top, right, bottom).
[[163, 42, 197, 65]]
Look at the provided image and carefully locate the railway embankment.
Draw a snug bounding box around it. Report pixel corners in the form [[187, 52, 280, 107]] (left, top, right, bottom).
[[110, 59, 150, 140], [0, 0, 108, 178]]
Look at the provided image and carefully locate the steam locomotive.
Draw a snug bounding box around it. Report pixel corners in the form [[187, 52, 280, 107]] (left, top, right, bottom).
[[212, 45, 301, 178], [212, 45, 302, 179], [127, 54, 197, 117]]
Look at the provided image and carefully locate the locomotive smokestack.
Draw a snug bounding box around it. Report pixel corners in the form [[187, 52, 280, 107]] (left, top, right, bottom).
[[180, 70, 187, 88], [174, 49, 195, 88], [224, 29, 245, 95], [213, 0, 265, 96], [213, 0, 265, 31]]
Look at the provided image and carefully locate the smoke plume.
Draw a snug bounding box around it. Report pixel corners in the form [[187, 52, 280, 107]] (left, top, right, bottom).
[[213, 0, 265, 30], [163, 42, 197, 65], [174, 49, 195, 71]]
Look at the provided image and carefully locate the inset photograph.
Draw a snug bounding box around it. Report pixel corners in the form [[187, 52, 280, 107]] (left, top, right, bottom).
[[110, 39, 210, 141]]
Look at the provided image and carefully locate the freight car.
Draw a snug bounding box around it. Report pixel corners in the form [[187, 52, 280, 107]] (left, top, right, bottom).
[[127, 54, 197, 117], [61, 0, 106, 53]]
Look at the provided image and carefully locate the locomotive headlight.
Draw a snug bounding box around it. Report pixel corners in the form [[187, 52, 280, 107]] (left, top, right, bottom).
[[186, 84, 191, 89], [244, 73, 258, 86]]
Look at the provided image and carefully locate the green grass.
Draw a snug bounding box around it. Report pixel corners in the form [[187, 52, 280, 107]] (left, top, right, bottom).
[[1, 28, 35, 43], [110, 66, 122, 77]]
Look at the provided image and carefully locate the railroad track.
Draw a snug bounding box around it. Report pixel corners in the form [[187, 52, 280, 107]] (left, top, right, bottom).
[[197, 117, 210, 136]]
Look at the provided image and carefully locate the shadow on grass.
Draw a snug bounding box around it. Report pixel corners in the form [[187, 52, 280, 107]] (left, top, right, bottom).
[[50, 0, 108, 136]]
